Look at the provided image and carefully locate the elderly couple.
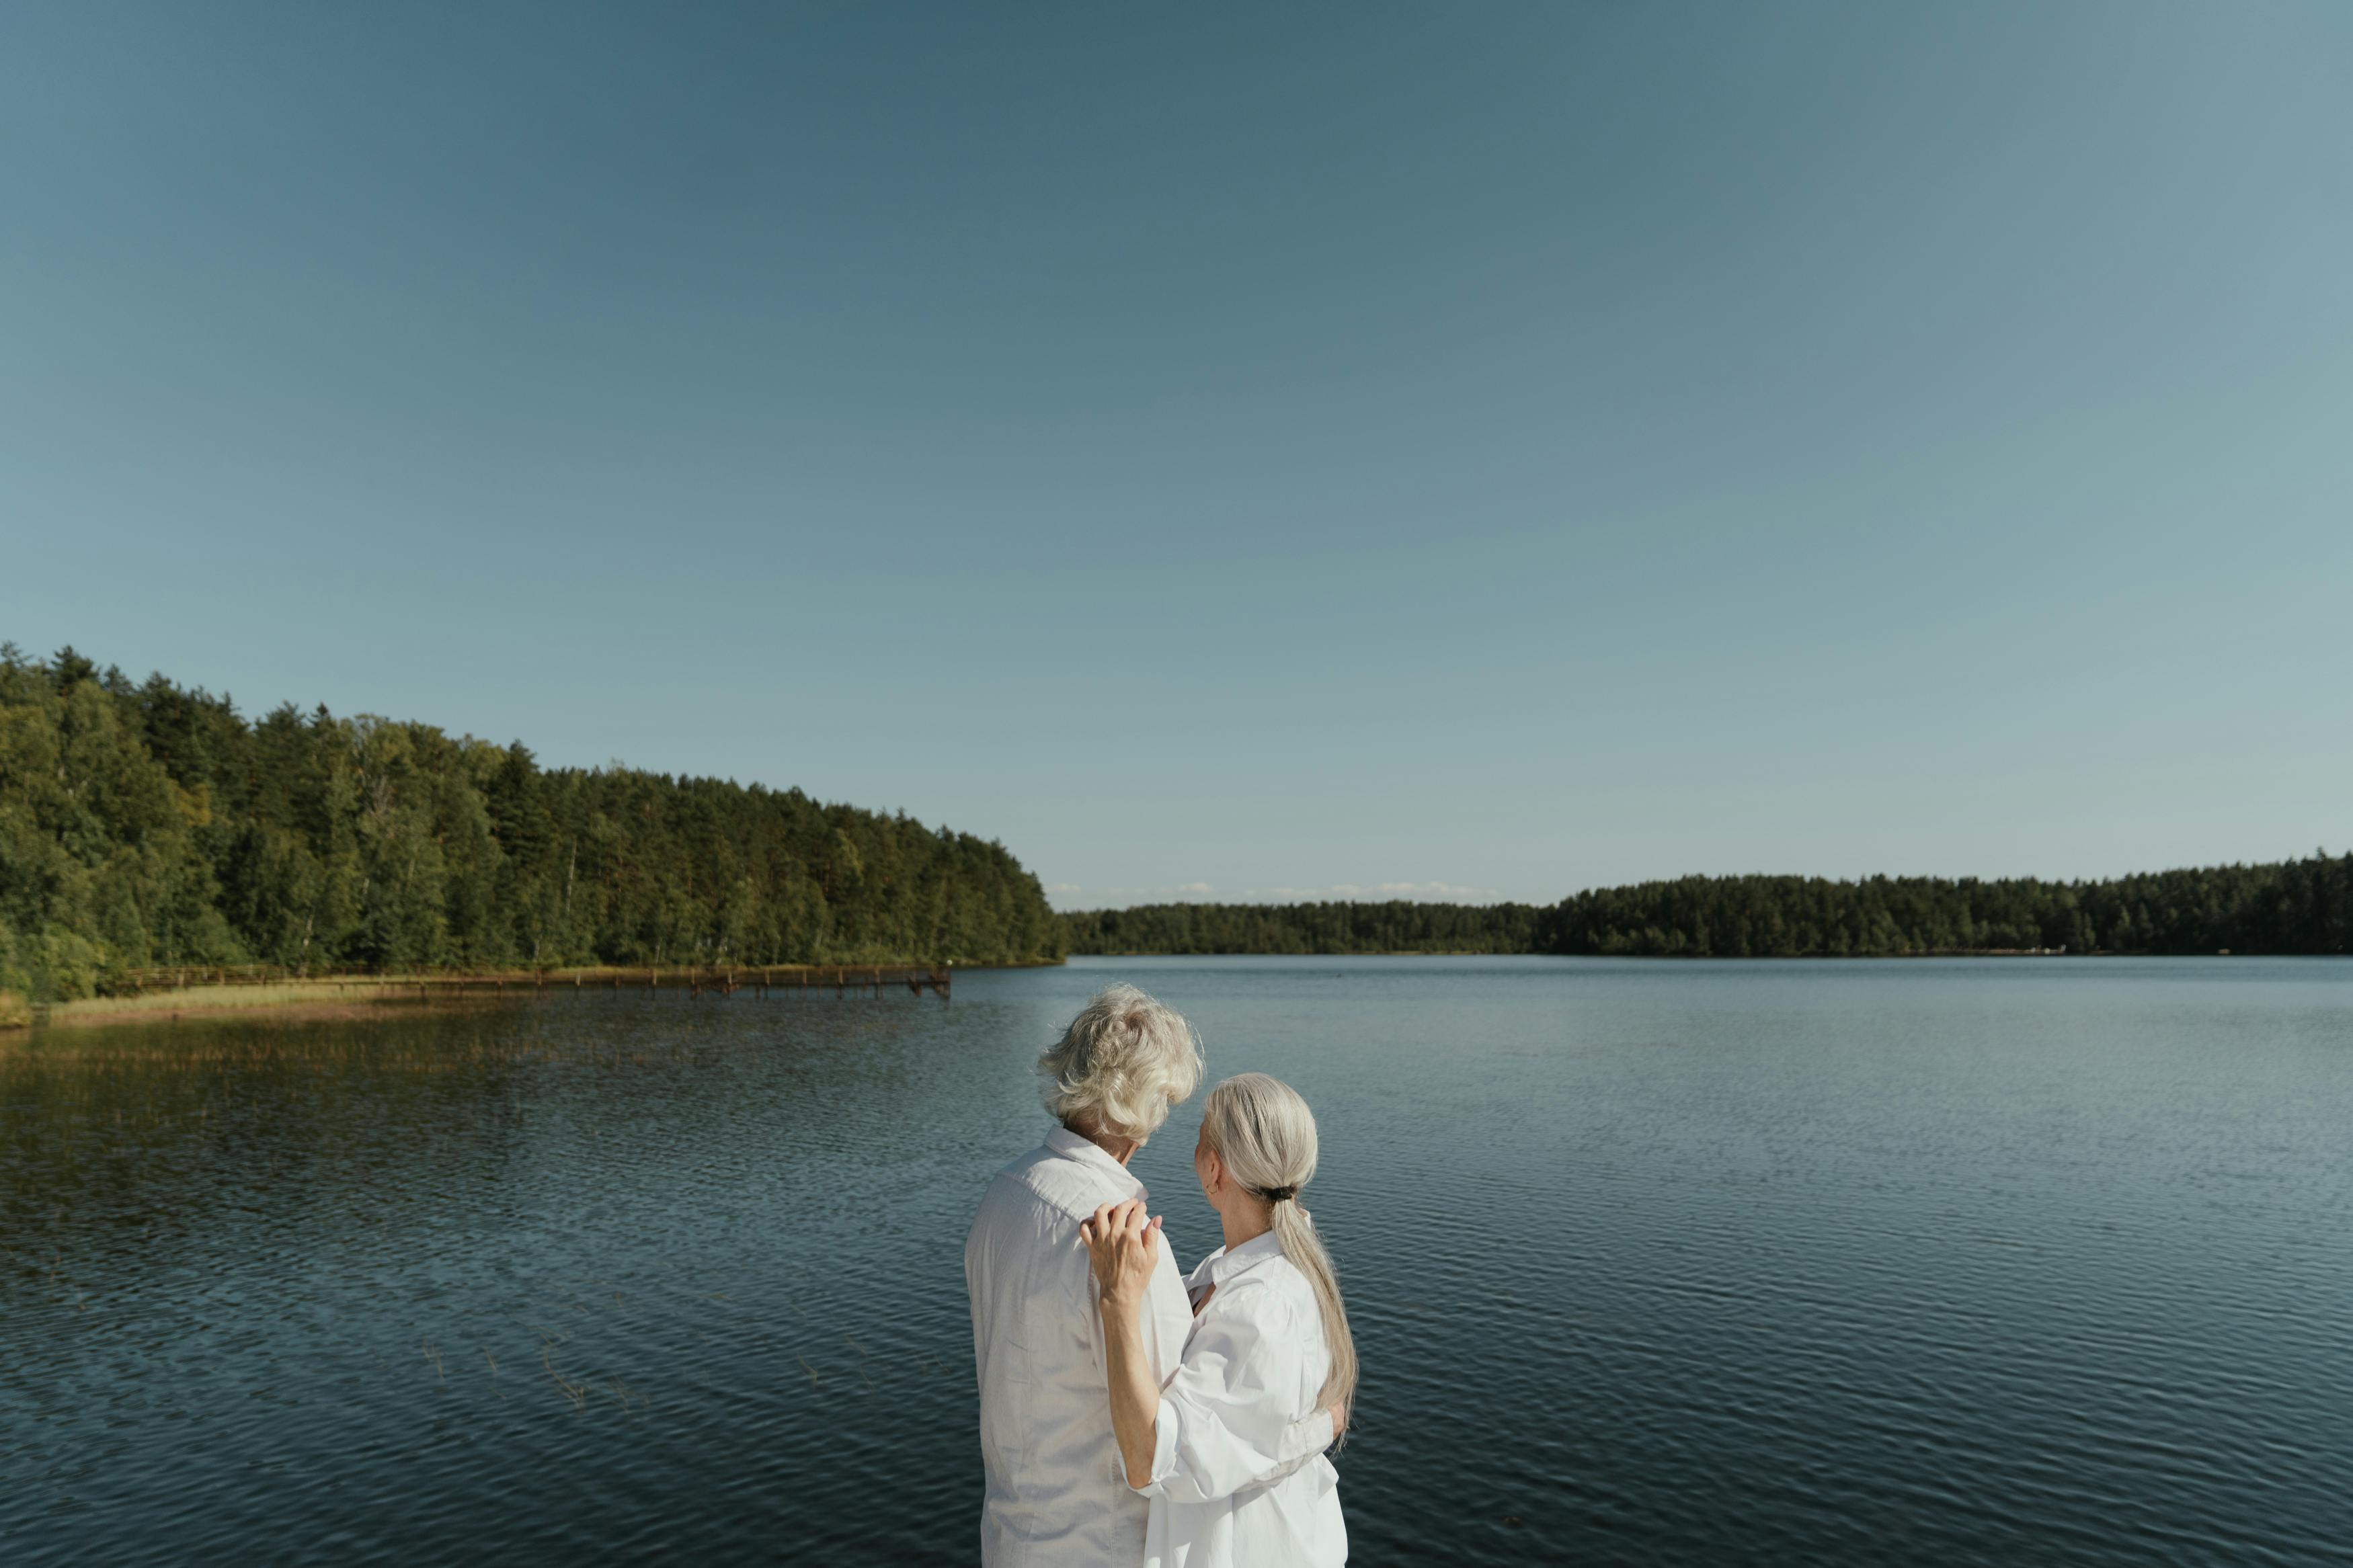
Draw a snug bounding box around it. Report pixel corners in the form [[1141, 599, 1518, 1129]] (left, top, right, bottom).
[[965, 984, 1352, 1567]]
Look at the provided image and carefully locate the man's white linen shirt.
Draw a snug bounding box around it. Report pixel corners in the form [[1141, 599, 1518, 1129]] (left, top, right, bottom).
[[965, 1125, 1195, 1568], [1137, 1231, 1347, 1568]]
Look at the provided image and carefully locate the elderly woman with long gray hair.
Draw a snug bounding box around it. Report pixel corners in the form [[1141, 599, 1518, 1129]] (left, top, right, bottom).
[[1082, 1069, 1353, 1567]]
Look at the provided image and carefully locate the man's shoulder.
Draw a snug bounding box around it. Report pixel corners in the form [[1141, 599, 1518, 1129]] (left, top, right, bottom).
[[976, 1143, 1107, 1228]]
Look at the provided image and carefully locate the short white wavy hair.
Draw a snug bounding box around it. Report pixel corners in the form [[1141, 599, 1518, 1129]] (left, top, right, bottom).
[[1038, 983, 1204, 1144]]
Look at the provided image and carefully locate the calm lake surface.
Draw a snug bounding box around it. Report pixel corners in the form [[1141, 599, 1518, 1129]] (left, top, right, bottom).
[[4, 956, 2351, 1565]]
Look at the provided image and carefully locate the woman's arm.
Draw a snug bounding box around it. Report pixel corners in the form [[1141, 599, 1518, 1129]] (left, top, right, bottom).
[[1080, 1199, 1164, 1489], [1136, 1281, 1324, 1505]]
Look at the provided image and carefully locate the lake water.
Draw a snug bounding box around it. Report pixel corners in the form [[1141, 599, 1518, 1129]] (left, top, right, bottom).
[[4, 955, 2351, 1565]]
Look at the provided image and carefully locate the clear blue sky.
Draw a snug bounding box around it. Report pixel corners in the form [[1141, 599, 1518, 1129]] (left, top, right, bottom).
[[5, 3, 2348, 908]]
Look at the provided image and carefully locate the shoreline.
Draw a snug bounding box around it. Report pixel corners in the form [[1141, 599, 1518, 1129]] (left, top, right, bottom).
[[10, 982, 521, 1033], [1062, 948, 2253, 959], [1, 958, 1068, 1033]]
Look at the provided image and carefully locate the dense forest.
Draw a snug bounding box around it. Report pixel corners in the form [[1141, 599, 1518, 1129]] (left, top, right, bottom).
[[9, 646, 2345, 1003], [0, 647, 1061, 999], [1061, 858, 2353, 958], [1536, 862, 2352, 956], [1058, 901, 1542, 955]]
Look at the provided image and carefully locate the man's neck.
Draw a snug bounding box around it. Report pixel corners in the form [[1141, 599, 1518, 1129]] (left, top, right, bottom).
[[1067, 1121, 1140, 1167]]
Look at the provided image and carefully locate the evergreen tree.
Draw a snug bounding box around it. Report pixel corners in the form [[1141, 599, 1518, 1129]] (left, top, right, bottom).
[[0, 647, 1062, 999]]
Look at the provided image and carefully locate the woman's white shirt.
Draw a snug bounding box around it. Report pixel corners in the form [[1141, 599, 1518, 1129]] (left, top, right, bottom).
[[1135, 1231, 1347, 1568]]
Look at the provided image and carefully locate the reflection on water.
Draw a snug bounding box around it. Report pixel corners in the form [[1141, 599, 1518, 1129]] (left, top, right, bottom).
[[4, 956, 2352, 1565]]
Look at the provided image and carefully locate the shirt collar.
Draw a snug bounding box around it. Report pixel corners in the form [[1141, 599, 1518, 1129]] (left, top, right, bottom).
[[1044, 1124, 1147, 1200], [1203, 1228, 1287, 1290]]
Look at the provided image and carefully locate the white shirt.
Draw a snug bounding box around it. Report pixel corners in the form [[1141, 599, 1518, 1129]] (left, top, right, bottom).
[[966, 1125, 1196, 1568], [1139, 1231, 1347, 1568]]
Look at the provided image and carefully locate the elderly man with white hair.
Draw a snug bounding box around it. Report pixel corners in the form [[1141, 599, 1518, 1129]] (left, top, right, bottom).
[[968, 983, 1328, 1567]]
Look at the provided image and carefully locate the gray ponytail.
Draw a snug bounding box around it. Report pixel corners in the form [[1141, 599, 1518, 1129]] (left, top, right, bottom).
[[1202, 1073, 1359, 1420]]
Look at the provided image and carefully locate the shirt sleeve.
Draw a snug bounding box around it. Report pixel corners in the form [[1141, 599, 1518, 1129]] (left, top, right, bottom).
[[1144, 1228, 1195, 1388], [1135, 1284, 1322, 1505], [1271, 1406, 1336, 1471]]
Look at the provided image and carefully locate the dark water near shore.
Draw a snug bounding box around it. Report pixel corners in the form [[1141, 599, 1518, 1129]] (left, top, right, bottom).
[[5, 956, 2352, 1565]]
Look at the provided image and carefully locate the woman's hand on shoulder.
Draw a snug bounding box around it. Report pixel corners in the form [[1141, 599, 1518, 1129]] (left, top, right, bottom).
[[1079, 1199, 1162, 1307]]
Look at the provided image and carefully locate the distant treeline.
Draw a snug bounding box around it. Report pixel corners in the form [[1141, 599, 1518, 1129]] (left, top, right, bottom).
[[1541, 864, 2352, 956], [1059, 900, 1544, 956], [1062, 858, 2353, 958], [0, 647, 1062, 1000]]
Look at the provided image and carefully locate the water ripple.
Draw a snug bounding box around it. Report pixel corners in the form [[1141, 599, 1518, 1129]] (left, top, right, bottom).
[[4, 957, 2352, 1563]]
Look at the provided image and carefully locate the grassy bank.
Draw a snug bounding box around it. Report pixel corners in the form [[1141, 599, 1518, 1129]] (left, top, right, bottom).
[[0, 958, 1052, 1031], [10, 979, 507, 1032]]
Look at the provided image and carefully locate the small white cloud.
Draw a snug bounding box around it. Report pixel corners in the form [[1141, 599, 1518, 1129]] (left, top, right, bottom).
[[1046, 880, 1224, 909], [1373, 880, 1499, 901], [1238, 880, 1502, 903], [1051, 878, 1502, 909]]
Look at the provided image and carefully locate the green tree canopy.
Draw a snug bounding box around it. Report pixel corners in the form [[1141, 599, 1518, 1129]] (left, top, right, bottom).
[[1061, 860, 2353, 959], [0, 646, 1061, 999]]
